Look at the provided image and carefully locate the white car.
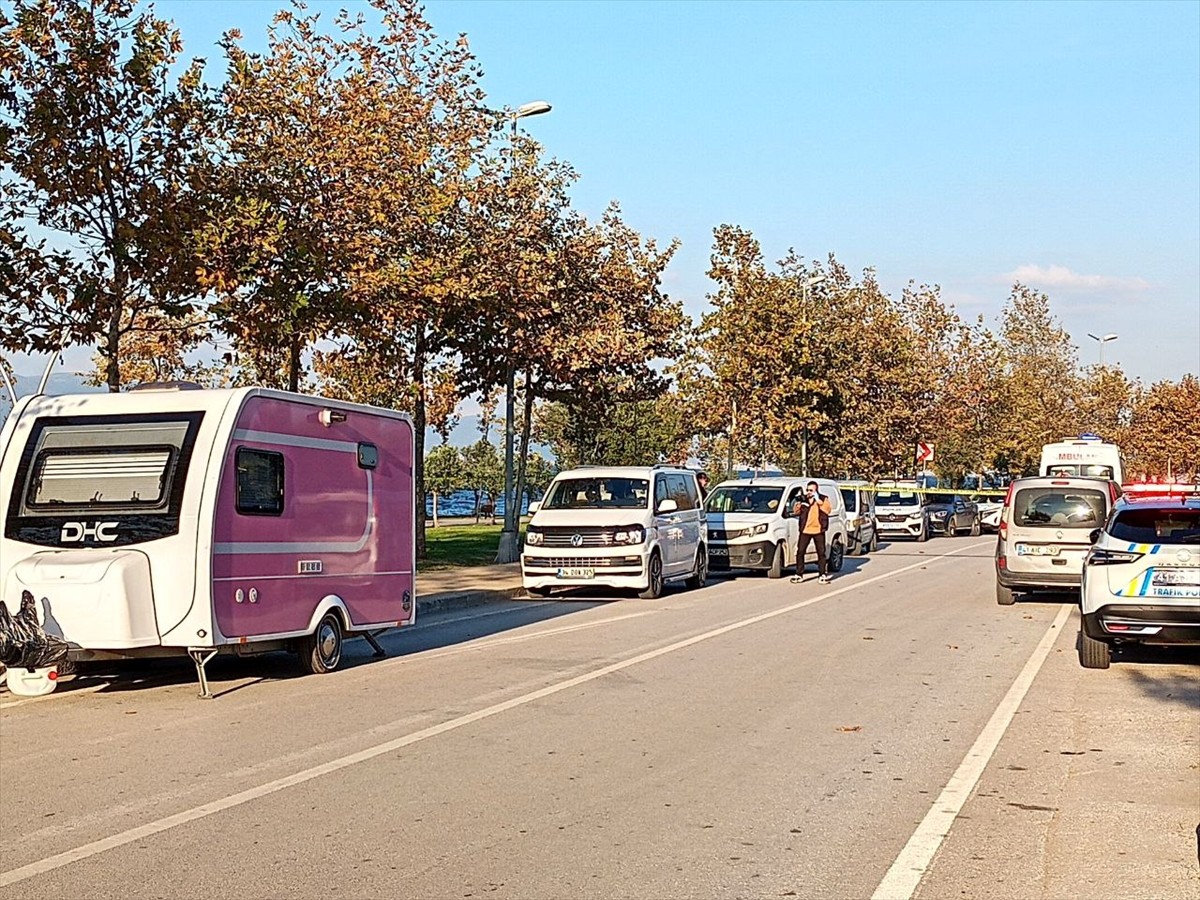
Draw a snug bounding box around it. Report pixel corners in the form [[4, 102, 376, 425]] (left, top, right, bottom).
[[704, 477, 849, 578], [970, 495, 1005, 532], [522, 466, 706, 599], [1078, 494, 1200, 668]]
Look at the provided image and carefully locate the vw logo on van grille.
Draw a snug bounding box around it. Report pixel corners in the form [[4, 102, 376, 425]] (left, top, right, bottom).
[[570, 534, 584, 548]]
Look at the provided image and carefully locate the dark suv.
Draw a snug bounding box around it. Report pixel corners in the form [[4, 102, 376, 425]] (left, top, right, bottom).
[[927, 493, 981, 536]]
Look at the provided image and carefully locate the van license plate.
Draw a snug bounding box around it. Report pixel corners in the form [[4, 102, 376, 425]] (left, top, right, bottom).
[[557, 567, 595, 579], [1017, 544, 1059, 556], [709, 548, 728, 556]]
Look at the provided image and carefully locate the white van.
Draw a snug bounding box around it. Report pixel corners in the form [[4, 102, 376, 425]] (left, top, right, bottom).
[[704, 477, 849, 578], [839, 480, 878, 556], [522, 466, 706, 599], [995, 475, 1118, 605], [1039, 436, 1123, 485]]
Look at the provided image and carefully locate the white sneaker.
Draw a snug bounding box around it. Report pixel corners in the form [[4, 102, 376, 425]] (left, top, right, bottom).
[[818, 575, 832, 584], [789, 575, 805, 584]]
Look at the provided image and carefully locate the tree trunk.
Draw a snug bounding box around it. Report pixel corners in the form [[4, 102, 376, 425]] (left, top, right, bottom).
[[105, 267, 126, 393], [413, 326, 428, 560], [287, 331, 301, 393], [473, 489, 482, 524], [513, 374, 535, 530]]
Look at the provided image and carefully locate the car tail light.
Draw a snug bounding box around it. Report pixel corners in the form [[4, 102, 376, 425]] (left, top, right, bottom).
[[1085, 547, 1143, 566], [997, 555, 1007, 570]]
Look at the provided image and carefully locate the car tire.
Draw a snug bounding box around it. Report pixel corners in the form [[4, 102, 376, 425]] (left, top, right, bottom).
[[298, 612, 343, 675], [945, 519, 957, 537], [917, 522, 928, 543], [767, 542, 786, 579], [829, 537, 845, 573], [527, 586, 553, 598], [869, 530, 879, 553], [970, 517, 981, 537], [685, 549, 708, 590], [995, 582, 1016, 605], [639, 551, 664, 600], [1078, 629, 1111, 669]]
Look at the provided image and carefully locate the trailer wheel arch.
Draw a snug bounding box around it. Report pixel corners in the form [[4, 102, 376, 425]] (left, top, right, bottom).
[[303, 596, 352, 637]]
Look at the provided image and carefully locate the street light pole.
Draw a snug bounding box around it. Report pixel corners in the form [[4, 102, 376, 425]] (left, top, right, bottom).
[[496, 100, 552, 566], [1086, 332, 1118, 367], [800, 274, 825, 478]]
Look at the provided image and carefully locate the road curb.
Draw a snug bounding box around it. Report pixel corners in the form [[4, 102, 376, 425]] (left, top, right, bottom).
[[416, 586, 526, 617]]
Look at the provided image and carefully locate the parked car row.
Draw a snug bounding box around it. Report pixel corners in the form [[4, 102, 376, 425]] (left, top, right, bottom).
[[521, 468, 997, 600], [993, 476, 1199, 670]]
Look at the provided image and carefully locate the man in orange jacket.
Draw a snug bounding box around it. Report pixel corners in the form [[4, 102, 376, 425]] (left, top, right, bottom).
[[790, 480, 833, 584]]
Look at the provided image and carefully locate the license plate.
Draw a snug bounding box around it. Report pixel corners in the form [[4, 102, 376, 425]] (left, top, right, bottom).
[[556, 567, 595, 579], [709, 548, 728, 557], [1017, 544, 1060, 557], [1153, 568, 1200, 586]]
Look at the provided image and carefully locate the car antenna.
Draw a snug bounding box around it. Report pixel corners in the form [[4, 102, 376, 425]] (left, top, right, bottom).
[[34, 328, 70, 397]]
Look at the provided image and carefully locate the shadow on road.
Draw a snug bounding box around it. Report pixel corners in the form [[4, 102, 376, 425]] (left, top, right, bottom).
[[21, 599, 607, 700]]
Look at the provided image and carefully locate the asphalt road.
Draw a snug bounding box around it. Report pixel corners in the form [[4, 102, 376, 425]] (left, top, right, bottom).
[[1, 538, 1196, 899]]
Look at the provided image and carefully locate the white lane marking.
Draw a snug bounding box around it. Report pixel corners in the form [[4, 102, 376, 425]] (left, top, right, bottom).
[[871, 602, 1073, 900], [0, 541, 983, 888]]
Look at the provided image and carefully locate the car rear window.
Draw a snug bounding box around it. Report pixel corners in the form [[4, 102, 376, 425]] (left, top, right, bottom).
[[1013, 488, 1106, 528], [1109, 508, 1200, 544]]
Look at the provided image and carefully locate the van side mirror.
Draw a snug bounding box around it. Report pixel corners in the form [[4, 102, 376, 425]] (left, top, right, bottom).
[[528, 501, 541, 514], [1088, 528, 1101, 544], [657, 498, 679, 515], [781, 506, 791, 519]]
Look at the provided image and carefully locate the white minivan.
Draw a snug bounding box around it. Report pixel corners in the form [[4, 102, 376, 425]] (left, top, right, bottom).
[[704, 477, 849, 578], [995, 475, 1118, 605], [522, 466, 707, 599]]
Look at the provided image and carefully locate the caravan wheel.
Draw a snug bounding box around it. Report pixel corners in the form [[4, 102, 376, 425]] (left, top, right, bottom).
[[299, 612, 343, 675]]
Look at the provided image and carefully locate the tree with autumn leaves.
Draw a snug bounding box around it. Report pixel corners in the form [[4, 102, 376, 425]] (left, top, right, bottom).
[[0, 0, 213, 390], [2, 0, 1196, 567]]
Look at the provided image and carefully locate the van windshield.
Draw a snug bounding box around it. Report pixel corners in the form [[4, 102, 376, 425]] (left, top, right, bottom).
[[877, 490, 919, 507], [706, 486, 784, 514], [542, 477, 649, 510], [1046, 464, 1114, 479], [1013, 488, 1106, 528], [1109, 508, 1200, 544]]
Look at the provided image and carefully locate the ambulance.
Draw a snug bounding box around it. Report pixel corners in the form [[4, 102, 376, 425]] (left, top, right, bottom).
[[1039, 435, 1123, 485]]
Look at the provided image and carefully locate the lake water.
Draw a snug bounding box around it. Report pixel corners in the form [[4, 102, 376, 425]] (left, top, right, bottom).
[[427, 490, 533, 518]]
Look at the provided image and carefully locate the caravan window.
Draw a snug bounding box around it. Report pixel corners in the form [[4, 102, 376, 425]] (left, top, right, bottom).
[[14, 415, 201, 516], [28, 446, 174, 507], [236, 448, 285, 516]]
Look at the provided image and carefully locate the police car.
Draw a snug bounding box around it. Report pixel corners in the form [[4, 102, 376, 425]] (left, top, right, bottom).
[[1078, 491, 1200, 668]]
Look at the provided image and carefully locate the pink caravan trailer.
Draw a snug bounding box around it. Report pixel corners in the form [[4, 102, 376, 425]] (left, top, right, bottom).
[[0, 384, 416, 698]]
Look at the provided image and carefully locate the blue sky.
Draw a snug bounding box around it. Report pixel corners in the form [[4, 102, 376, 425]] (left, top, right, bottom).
[[9, 0, 1200, 384]]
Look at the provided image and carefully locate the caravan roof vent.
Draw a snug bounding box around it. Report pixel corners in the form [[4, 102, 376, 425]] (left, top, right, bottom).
[[129, 381, 204, 392]]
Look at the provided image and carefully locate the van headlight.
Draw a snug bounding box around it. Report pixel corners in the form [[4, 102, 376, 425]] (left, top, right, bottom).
[[748, 523, 769, 537], [614, 527, 646, 545], [525, 529, 544, 546]]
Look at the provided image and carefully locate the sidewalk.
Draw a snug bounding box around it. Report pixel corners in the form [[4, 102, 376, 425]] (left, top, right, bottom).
[[416, 563, 525, 615]]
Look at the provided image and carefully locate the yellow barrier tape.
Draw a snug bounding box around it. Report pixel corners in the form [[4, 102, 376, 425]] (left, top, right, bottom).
[[837, 484, 1008, 497]]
